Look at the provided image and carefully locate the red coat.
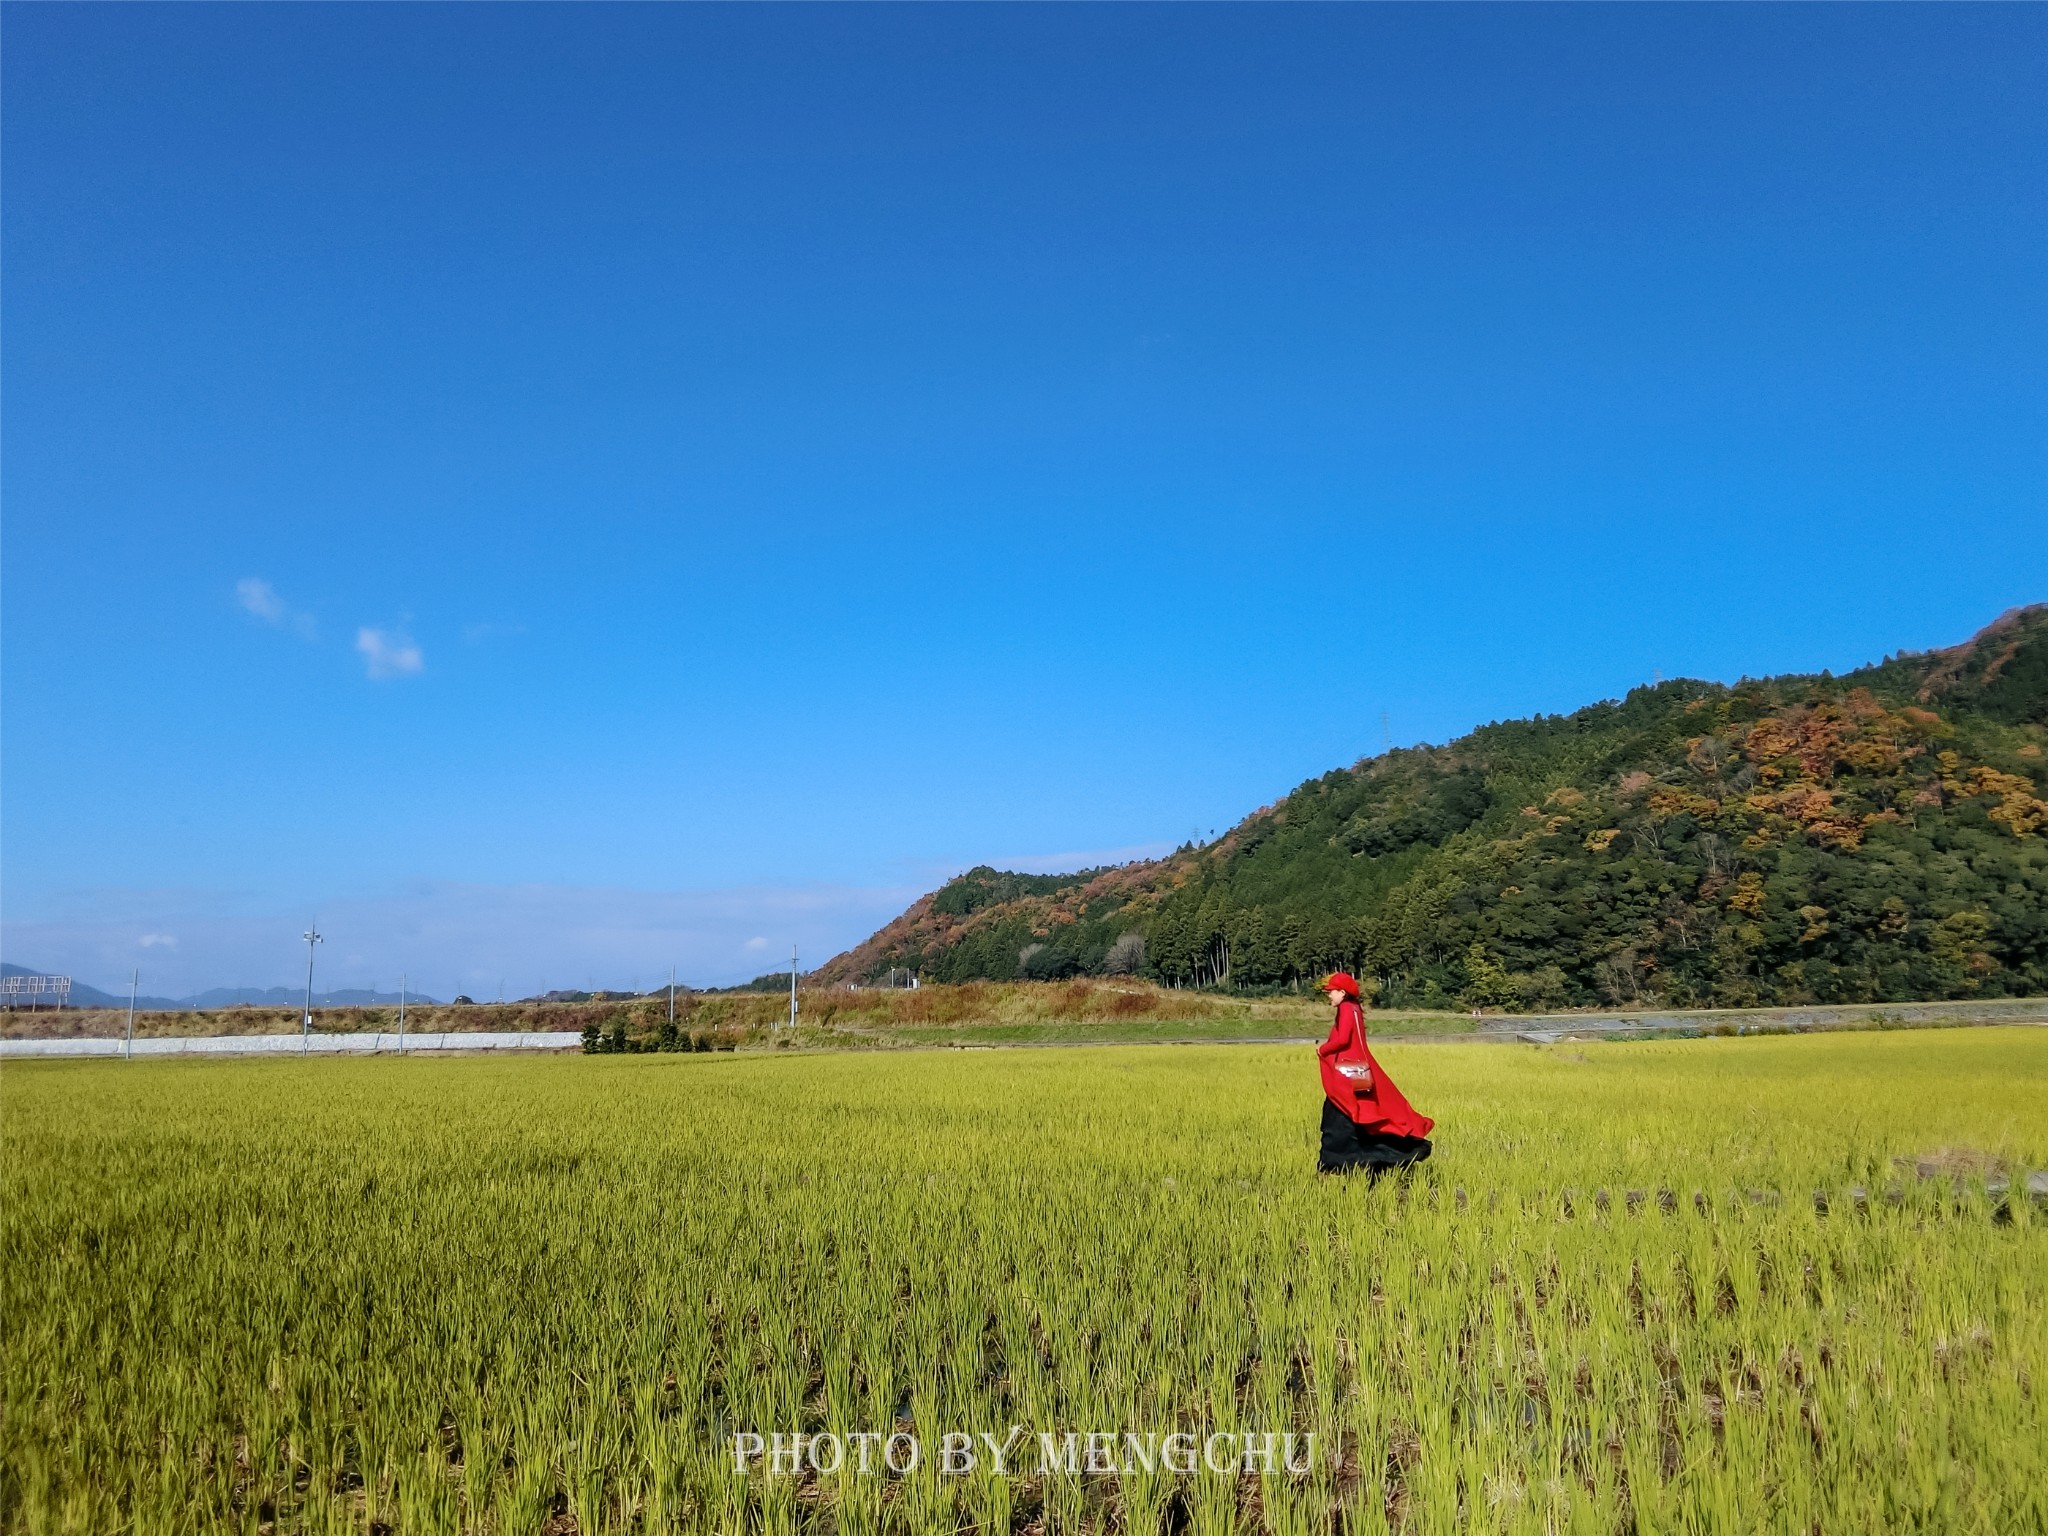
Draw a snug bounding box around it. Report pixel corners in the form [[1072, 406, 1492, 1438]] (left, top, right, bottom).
[[1317, 1000, 1434, 1137]]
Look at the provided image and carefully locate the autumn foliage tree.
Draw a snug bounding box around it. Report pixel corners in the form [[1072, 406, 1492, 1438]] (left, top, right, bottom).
[[819, 608, 2048, 1008]]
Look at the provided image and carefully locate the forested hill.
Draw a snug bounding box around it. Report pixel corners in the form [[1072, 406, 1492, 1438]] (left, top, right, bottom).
[[816, 607, 2048, 1009]]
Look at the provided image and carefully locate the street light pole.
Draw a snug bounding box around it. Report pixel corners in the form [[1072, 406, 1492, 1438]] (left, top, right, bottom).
[[302, 925, 323, 1053]]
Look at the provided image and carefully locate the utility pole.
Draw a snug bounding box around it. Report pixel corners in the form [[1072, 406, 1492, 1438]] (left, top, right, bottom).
[[126, 970, 138, 1060], [398, 972, 407, 1049], [301, 925, 323, 1054], [788, 944, 798, 1032], [1381, 711, 1392, 754], [668, 966, 676, 1028]]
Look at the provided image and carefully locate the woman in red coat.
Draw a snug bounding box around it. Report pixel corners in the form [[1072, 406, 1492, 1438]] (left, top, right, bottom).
[[1316, 972, 1434, 1175]]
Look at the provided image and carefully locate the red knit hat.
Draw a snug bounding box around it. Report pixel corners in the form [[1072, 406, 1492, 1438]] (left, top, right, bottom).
[[1322, 972, 1362, 998]]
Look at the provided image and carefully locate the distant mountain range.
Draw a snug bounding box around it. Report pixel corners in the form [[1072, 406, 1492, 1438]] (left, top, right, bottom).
[[819, 606, 2048, 1010], [0, 965, 439, 1012]]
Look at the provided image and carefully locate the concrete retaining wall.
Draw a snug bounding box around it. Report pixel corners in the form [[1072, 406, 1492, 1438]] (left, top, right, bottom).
[[0, 1031, 583, 1058]]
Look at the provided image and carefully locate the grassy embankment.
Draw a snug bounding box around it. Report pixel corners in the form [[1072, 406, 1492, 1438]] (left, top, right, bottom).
[[0, 981, 1333, 1047], [9, 978, 2046, 1050]]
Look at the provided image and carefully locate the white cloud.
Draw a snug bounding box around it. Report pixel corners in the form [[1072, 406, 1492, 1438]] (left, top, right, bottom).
[[462, 621, 527, 645], [744, 936, 770, 951], [138, 932, 178, 948], [236, 578, 317, 638], [236, 578, 285, 622], [356, 627, 424, 680]]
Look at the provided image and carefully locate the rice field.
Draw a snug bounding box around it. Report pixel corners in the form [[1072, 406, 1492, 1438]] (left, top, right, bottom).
[[4, 1029, 2044, 1534]]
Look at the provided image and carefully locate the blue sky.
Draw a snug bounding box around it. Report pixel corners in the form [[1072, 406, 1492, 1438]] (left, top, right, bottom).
[[4, 5, 2043, 998]]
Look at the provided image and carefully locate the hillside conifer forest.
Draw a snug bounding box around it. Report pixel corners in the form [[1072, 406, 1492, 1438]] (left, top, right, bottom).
[[818, 607, 2048, 1010]]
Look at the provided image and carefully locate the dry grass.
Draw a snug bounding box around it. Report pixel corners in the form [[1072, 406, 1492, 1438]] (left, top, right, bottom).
[[0, 980, 1327, 1042]]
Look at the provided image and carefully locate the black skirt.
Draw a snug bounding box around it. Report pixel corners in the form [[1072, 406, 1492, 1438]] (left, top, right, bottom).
[[1319, 1098, 1433, 1175]]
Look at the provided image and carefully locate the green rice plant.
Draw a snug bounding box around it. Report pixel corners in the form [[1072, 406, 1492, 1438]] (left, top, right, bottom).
[[3, 1029, 2044, 1533]]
